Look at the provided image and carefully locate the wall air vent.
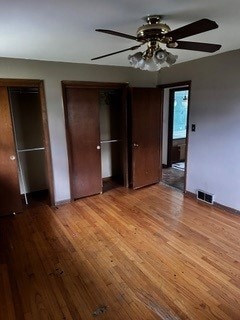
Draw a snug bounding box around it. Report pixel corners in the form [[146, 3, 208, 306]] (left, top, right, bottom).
[[197, 190, 214, 204]]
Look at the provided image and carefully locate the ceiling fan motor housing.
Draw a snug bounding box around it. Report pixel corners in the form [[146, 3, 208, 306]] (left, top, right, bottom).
[[137, 15, 172, 44], [137, 23, 171, 42]]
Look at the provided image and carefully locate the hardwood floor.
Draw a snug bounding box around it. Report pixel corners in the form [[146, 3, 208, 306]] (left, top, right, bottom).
[[1, 184, 240, 319]]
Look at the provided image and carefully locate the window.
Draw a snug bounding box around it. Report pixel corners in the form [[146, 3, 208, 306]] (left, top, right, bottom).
[[172, 89, 189, 139]]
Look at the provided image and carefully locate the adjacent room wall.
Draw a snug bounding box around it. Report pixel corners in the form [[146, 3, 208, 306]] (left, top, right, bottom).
[[158, 49, 240, 211], [0, 58, 157, 204]]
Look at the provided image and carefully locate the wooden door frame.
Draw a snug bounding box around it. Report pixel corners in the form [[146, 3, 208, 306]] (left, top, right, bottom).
[[62, 81, 129, 201], [158, 81, 191, 192], [0, 79, 54, 206]]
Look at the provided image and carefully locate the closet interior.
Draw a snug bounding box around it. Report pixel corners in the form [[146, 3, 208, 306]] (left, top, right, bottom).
[[99, 89, 125, 191], [9, 87, 49, 206]]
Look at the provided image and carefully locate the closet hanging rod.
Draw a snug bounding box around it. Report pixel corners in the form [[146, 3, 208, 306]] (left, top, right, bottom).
[[18, 147, 45, 152], [100, 139, 121, 144]]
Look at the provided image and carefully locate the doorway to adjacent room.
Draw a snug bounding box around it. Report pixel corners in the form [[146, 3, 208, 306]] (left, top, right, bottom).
[[160, 82, 191, 192]]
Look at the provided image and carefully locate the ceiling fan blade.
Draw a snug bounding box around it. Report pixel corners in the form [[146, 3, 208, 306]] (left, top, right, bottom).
[[91, 45, 141, 61], [95, 29, 138, 41], [168, 40, 221, 52], [165, 19, 219, 40]]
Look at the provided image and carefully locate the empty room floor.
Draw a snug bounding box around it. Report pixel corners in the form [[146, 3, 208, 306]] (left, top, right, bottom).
[[1, 184, 240, 319]]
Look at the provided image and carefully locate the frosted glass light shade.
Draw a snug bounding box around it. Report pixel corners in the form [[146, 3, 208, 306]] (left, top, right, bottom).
[[128, 48, 178, 71]]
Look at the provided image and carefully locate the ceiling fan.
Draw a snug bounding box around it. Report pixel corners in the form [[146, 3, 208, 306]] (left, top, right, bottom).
[[92, 15, 221, 71]]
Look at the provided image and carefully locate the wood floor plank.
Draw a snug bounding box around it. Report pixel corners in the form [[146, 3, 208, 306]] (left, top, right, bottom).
[[1, 184, 240, 319], [0, 264, 16, 320]]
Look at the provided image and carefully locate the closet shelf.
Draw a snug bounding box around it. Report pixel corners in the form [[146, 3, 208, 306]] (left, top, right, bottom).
[[18, 147, 45, 153], [101, 139, 121, 144]]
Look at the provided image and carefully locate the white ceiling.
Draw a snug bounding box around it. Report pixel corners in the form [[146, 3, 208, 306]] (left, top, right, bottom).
[[1, 0, 239, 67]]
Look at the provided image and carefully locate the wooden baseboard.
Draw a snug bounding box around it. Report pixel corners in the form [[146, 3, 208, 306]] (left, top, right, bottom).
[[185, 191, 240, 215]]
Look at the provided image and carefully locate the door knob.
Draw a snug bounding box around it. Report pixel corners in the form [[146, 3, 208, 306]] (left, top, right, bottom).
[[10, 155, 16, 160], [96, 145, 101, 150], [133, 143, 139, 147]]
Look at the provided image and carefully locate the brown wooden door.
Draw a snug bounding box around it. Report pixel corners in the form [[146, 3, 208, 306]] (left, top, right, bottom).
[[65, 88, 102, 199], [0, 87, 22, 215], [131, 88, 162, 189]]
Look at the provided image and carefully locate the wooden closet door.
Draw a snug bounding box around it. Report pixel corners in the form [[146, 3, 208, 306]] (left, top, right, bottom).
[[131, 88, 162, 189], [65, 88, 102, 199], [0, 87, 22, 215]]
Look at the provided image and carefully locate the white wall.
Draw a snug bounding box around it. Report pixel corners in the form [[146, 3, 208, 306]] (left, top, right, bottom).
[[158, 49, 240, 211], [0, 58, 157, 203]]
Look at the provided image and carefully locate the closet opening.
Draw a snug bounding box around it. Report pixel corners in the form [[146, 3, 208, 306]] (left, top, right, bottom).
[[100, 89, 125, 192], [62, 81, 128, 200], [8, 87, 50, 207]]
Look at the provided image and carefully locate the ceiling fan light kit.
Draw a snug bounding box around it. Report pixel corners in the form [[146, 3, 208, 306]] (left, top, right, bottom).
[[128, 49, 178, 71], [92, 15, 221, 72]]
